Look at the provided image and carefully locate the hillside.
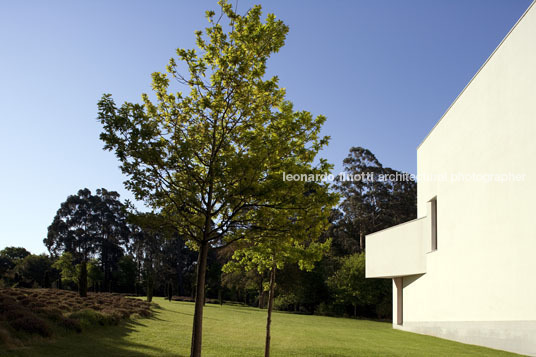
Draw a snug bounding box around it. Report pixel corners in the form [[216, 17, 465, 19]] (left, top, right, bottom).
[[3, 297, 519, 356], [0, 288, 152, 350]]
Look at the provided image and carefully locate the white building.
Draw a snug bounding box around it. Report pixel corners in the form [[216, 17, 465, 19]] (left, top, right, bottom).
[[365, 1, 536, 355]]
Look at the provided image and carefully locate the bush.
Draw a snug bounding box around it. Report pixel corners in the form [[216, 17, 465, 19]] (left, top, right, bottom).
[[69, 309, 108, 327], [9, 315, 52, 337], [314, 302, 333, 316], [273, 293, 298, 311], [137, 308, 151, 318], [57, 317, 82, 333], [0, 326, 23, 349], [37, 307, 64, 322], [0, 288, 152, 348]]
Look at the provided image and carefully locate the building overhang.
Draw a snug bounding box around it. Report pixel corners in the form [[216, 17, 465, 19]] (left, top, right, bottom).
[[365, 215, 430, 278]]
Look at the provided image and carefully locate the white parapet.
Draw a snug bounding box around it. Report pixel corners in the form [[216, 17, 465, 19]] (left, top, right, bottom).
[[365, 216, 430, 278]]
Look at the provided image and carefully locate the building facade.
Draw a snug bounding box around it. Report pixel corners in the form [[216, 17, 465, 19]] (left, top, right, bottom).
[[365, 2, 536, 355]]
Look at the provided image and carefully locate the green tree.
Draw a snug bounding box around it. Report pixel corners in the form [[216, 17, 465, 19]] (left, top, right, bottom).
[[129, 212, 170, 302], [0, 247, 30, 284], [118, 255, 137, 293], [52, 251, 77, 288], [44, 189, 99, 297], [223, 178, 336, 357], [15, 254, 55, 288], [334, 147, 417, 253], [44, 188, 130, 297], [221, 268, 264, 306], [87, 259, 104, 292], [97, 2, 328, 355], [95, 188, 130, 292], [327, 253, 391, 318]]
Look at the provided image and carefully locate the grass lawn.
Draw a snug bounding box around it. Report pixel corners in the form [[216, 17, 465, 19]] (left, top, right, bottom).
[[3, 297, 519, 357]]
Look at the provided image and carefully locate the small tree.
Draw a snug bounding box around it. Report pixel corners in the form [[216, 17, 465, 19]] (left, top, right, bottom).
[[97, 2, 328, 355], [223, 178, 336, 357]]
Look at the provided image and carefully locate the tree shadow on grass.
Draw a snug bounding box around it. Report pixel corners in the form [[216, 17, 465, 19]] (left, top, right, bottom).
[[164, 304, 220, 321], [3, 311, 187, 357], [223, 308, 256, 315]]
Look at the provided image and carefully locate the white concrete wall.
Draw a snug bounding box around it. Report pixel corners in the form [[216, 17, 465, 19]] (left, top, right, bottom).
[[366, 216, 429, 278], [398, 1, 536, 354]]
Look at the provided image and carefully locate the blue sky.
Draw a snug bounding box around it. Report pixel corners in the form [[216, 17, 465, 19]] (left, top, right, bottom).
[[0, 0, 532, 254]]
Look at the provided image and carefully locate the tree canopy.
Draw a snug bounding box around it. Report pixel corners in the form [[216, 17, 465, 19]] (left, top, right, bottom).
[[44, 188, 130, 297], [333, 147, 417, 253], [97, 2, 331, 355]]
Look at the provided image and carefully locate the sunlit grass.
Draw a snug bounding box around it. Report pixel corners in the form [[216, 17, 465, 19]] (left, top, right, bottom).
[[4, 297, 518, 356]]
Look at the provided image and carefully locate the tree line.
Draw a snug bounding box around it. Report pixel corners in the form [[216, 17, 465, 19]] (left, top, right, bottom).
[[0, 145, 416, 327]]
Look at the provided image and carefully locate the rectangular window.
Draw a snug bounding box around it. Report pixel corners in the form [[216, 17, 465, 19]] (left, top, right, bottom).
[[431, 197, 437, 251]]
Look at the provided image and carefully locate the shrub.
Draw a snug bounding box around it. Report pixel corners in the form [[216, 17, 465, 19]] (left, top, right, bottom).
[[0, 326, 23, 349], [137, 308, 151, 318], [38, 307, 64, 321], [314, 302, 334, 317], [58, 317, 82, 333], [0, 288, 152, 347], [0, 297, 18, 313], [100, 309, 121, 325], [69, 309, 107, 327], [9, 315, 52, 337], [115, 308, 131, 319]]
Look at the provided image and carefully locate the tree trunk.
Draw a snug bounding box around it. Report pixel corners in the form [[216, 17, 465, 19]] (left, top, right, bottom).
[[359, 231, 364, 252], [190, 240, 209, 357], [79, 261, 88, 298], [259, 289, 264, 309], [353, 304, 357, 318], [147, 268, 154, 302], [136, 258, 141, 296], [103, 243, 110, 293], [178, 267, 184, 296], [264, 264, 276, 357]]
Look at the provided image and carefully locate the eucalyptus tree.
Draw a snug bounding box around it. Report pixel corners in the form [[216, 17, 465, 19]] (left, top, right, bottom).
[[95, 188, 130, 292], [334, 147, 417, 253], [44, 189, 99, 297], [44, 188, 130, 297], [97, 2, 330, 355], [128, 212, 173, 302]]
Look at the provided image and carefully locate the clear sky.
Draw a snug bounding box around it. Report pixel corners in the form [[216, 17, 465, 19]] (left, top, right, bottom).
[[0, 0, 532, 254]]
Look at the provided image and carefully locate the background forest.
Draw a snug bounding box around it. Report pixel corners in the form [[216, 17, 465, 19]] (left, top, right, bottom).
[[0, 147, 415, 320]]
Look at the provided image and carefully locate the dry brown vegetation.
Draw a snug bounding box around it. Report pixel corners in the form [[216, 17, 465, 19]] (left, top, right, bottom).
[[0, 288, 152, 349]]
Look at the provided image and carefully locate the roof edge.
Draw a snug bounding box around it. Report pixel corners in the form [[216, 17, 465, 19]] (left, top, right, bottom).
[[417, 0, 536, 150]]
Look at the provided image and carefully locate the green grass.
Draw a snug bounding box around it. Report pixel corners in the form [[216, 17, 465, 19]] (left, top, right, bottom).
[[2, 298, 519, 357]]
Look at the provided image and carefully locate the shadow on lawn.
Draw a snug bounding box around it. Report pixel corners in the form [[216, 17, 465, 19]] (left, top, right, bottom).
[[4, 308, 187, 357]]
